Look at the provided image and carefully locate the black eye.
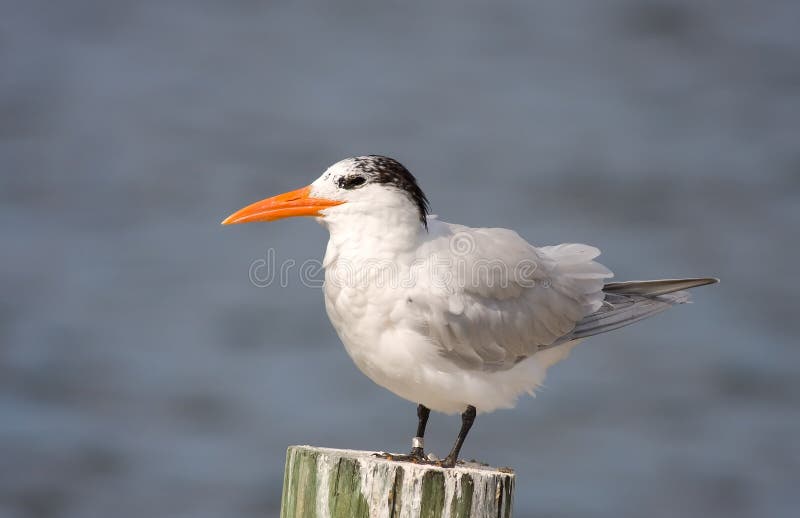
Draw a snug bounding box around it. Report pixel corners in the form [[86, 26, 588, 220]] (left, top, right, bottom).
[[338, 175, 367, 190]]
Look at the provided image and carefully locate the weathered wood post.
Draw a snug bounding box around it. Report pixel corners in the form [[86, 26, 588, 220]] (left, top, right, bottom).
[[281, 446, 514, 518]]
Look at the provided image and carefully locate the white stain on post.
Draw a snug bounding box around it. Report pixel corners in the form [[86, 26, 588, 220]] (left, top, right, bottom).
[[281, 446, 515, 518]]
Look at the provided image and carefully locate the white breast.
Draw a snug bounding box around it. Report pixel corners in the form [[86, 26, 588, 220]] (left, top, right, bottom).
[[320, 218, 596, 414]]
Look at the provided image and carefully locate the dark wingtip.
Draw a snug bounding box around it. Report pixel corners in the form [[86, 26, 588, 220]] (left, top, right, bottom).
[[686, 277, 720, 287], [603, 277, 720, 296]]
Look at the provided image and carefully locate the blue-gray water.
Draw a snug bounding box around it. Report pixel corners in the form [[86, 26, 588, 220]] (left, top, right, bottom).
[[2, 1, 799, 517]]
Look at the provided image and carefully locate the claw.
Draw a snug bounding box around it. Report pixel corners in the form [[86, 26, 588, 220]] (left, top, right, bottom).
[[375, 450, 463, 468], [439, 460, 463, 468], [374, 448, 428, 464]]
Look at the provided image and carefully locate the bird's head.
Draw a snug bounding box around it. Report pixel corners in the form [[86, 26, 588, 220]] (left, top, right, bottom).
[[222, 155, 430, 232]]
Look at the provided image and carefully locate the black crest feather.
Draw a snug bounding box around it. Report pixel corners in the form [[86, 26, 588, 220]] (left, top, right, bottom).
[[350, 155, 430, 229]]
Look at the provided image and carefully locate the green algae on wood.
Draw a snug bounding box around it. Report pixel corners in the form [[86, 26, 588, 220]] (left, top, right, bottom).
[[280, 446, 318, 518], [419, 470, 446, 517], [280, 446, 515, 518], [328, 457, 370, 517], [449, 473, 474, 516]]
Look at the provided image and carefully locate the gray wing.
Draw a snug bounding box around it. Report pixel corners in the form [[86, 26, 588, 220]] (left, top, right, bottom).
[[411, 221, 718, 372], [551, 277, 719, 346], [411, 223, 612, 372]]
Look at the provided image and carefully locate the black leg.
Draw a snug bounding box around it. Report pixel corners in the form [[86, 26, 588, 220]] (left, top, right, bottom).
[[409, 404, 431, 457], [440, 405, 476, 468], [375, 404, 431, 463]]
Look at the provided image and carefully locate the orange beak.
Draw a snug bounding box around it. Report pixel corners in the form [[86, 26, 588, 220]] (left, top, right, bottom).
[[221, 185, 344, 225]]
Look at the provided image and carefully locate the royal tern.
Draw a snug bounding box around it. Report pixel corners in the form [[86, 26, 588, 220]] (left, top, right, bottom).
[[223, 155, 717, 467]]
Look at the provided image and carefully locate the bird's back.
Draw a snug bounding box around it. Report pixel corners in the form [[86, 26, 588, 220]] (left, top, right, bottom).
[[389, 219, 613, 371]]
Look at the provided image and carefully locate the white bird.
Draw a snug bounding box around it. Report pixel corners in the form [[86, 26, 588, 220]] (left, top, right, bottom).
[[222, 155, 717, 467]]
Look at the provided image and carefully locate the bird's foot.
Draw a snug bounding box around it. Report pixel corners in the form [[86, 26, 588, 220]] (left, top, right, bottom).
[[433, 454, 458, 468], [375, 450, 462, 468], [374, 447, 428, 464]]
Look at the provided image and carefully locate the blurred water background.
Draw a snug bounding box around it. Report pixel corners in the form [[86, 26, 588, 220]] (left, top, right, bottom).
[[2, 1, 799, 517]]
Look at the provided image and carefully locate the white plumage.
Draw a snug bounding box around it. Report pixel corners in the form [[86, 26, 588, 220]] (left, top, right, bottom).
[[223, 155, 717, 465], [322, 214, 611, 414]]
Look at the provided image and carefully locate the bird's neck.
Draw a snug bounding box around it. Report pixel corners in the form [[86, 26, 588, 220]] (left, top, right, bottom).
[[321, 209, 425, 267]]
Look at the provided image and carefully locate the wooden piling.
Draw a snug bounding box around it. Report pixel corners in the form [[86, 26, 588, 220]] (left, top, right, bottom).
[[280, 445, 514, 518]]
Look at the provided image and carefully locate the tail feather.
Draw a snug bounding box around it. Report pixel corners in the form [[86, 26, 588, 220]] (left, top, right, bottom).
[[603, 277, 719, 297], [556, 277, 718, 343]]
